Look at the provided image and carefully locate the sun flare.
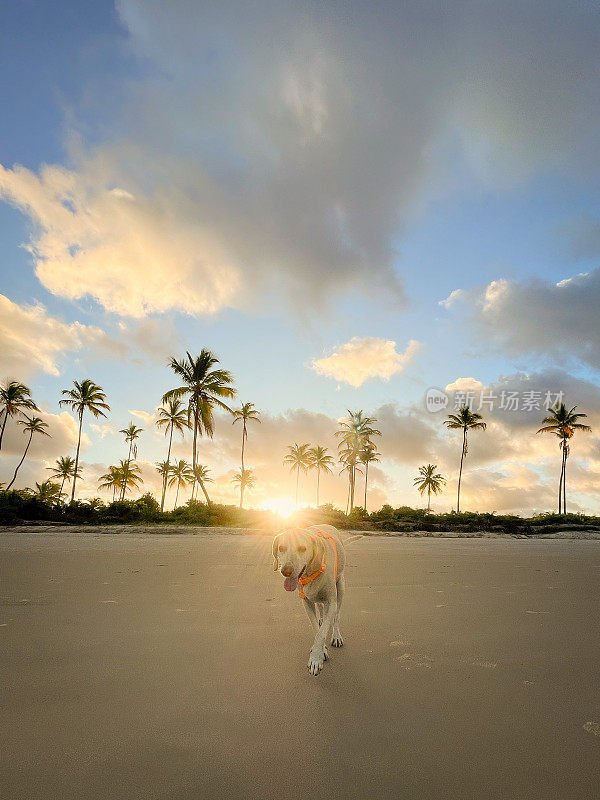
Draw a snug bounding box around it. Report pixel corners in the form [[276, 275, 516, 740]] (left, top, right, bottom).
[[261, 498, 298, 518]]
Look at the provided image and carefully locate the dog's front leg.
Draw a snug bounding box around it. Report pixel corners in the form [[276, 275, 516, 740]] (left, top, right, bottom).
[[308, 600, 336, 675], [303, 598, 320, 634]]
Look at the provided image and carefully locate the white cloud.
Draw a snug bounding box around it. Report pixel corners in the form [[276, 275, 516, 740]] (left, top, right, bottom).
[[445, 377, 484, 393], [312, 338, 421, 387], [2, 2, 598, 317], [0, 293, 120, 378], [443, 268, 600, 370]]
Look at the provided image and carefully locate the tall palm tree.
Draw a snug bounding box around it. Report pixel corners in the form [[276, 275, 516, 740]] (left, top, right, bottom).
[[47, 456, 80, 501], [284, 443, 312, 509], [444, 406, 486, 513], [0, 380, 38, 451], [191, 464, 213, 504], [162, 350, 236, 474], [99, 465, 126, 501], [537, 403, 591, 514], [413, 464, 447, 512], [359, 443, 381, 512], [118, 422, 143, 501], [232, 468, 256, 509], [60, 379, 110, 502], [155, 399, 189, 511], [307, 445, 334, 507], [232, 402, 261, 478], [116, 459, 143, 498], [336, 410, 381, 512], [168, 460, 194, 508], [6, 417, 50, 489], [30, 480, 62, 504]]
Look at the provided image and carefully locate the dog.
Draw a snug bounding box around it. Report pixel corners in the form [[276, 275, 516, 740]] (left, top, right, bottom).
[[272, 524, 346, 675]]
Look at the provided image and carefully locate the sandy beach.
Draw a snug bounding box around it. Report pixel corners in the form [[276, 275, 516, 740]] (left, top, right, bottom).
[[1, 530, 599, 799]]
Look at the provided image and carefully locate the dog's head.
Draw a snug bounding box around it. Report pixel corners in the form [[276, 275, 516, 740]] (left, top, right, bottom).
[[272, 528, 324, 592]]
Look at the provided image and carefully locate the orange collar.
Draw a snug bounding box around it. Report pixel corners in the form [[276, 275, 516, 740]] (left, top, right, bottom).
[[298, 531, 338, 599]]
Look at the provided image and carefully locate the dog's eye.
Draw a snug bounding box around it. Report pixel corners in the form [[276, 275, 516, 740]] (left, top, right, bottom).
[[297, 545, 306, 552], [278, 545, 287, 552]]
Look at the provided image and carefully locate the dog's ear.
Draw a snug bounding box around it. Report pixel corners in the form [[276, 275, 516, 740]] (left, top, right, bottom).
[[310, 534, 325, 568], [272, 535, 280, 571]]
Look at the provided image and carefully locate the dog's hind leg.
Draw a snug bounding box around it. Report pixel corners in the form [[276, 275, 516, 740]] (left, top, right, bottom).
[[331, 575, 344, 647]]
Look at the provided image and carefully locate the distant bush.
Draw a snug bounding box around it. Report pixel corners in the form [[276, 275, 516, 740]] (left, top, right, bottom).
[[1, 489, 599, 534]]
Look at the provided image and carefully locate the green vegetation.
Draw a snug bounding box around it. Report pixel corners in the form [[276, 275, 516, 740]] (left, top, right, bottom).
[[1, 489, 599, 536]]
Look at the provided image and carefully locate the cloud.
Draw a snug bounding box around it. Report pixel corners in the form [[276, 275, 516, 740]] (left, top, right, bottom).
[[442, 270, 600, 370], [312, 338, 421, 387], [2, 1, 599, 317], [0, 294, 121, 378], [445, 377, 484, 393], [0, 409, 91, 491]]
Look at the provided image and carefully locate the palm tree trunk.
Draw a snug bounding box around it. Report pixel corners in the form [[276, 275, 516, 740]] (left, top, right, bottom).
[[192, 405, 199, 472], [240, 483, 244, 509], [364, 463, 369, 511], [456, 428, 467, 513], [120, 440, 133, 501], [349, 465, 355, 511], [198, 480, 210, 505], [427, 487, 431, 512], [558, 449, 564, 514], [563, 450, 567, 515], [175, 482, 180, 507], [59, 475, 66, 501], [161, 424, 174, 511], [0, 410, 8, 451], [295, 468, 299, 509], [7, 433, 33, 489], [71, 410, 84, 502], [241, 423, 246, 473], [316, 468, 320, 507]]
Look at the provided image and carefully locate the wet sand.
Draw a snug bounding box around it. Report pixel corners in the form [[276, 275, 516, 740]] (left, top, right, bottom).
[[1, 531, 599, 799]]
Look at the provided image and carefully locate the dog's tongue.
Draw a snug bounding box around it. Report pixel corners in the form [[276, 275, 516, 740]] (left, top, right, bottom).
[[284, 576, 298, 592]]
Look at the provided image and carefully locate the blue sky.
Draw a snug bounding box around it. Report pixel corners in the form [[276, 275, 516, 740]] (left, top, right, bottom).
[[1, 1, 599, 513]]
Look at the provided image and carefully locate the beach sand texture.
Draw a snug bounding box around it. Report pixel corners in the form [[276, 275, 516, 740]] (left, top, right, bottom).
[[1, 531, 599, 799]]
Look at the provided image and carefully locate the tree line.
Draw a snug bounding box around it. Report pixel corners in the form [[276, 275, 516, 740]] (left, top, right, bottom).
[[0, 356, 593, 515]]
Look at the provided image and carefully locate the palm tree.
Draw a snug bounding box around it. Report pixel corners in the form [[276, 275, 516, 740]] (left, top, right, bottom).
[[232, 468, 256, 508], [155, 399, 189, 511], [413, 464, 447, 512], [59, 379, 110, 502], [162, 350, 236, 474], [30, 480, 62, 504], [6, 417, 50, 490], [444, 406, 487, 513], [359, 443, 381, 512], [232, 402, 261, 477], [98, 465, 125, 501], [118, 422, 143, 500], [307, 445, 334, 506], [336, 410, 381, 512], [537, 403, 591, 514], [191, 464, 213, 504], [168, 460, 194, 508], [47, 456, 80, 501], [116, 459, 143, 498], [284, 443, 312, 509], [0, 380, 38, 451]]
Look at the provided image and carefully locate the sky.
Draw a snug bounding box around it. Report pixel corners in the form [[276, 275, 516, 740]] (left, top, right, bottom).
[[1, 0, 599, 515]]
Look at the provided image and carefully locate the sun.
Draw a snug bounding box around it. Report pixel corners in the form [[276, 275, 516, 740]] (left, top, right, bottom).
[[261, 497, 298, 518]]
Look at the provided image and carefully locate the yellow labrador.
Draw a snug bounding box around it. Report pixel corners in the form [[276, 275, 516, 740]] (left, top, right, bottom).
[[272, 524, 346, 675]]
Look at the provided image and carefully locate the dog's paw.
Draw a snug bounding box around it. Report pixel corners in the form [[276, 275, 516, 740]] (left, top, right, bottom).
[[331, 632, 344, 647], [323, 646, 329, 661], [308, 651, 324, 675]]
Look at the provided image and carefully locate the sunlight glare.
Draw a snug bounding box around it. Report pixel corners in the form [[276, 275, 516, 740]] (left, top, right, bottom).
[[261, 497, 298, 517]]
